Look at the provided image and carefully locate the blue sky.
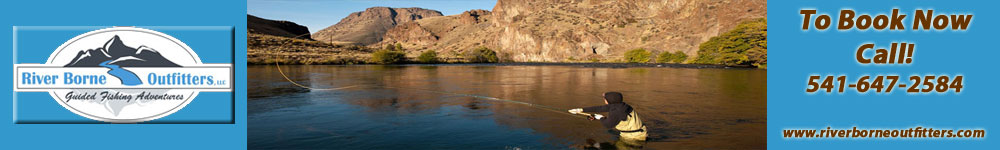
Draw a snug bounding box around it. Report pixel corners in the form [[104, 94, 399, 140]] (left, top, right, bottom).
[[248, 0, 497, 33]]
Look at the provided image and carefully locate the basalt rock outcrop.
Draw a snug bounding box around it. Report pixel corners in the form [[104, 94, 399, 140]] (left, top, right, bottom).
[[312, 7, 443, 45], [248, 14, 312, 39], [376, 0, 766, 62]]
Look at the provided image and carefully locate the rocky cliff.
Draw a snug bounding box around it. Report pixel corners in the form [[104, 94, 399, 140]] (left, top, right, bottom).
[[377, 0, 766, 62], [248, 14, 313, 39], [312, 7, 443, 45], [247, 15, 371, 65]]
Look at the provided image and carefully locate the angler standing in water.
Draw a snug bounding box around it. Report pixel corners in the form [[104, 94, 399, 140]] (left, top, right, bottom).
[[569, 92, 648, 143]]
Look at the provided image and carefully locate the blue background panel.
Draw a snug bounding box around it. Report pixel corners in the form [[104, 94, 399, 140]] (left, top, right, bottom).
[[13, 26, 234, 124], [1, 0, 247, 149], [769, 0, 995, 149]]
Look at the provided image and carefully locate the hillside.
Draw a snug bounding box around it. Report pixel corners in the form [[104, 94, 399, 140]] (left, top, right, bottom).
[[312, 7, 443, 45], [247, 33, 372, 65], [378, 0, 766, 62], [248, 14, 312, 39]]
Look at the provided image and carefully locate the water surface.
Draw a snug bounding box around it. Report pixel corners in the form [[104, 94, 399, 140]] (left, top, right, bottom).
[[248, 65, 766, 149]]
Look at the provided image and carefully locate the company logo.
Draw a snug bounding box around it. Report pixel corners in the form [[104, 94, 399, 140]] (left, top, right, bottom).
[[14, 27, 233, 123]]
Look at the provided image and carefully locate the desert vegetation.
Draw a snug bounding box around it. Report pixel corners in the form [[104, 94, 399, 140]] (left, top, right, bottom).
[[657, 51, 689, 63], [624, 48, 652, 63], [246, 33, 370, 65], [694, 18, 767, 68], [465, 47, 499, 63], [371, 49, 406, 64], [418, 50, 439, 63], [249, 16, 765, 68]]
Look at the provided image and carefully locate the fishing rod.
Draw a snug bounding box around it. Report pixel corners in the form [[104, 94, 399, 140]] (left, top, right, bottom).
[[570, 112, 603, 119], [269, 33, 363, 91], [268, 34, 586, 118], [277, 64, 585, 118], [276, 64, 584, 118], [377, 85, 586, 118], [273, 62, 363, 91]]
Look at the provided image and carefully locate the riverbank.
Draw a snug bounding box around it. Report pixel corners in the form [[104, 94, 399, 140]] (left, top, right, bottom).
[[248, 33, 761, 69], [251, 62, 759, 69], [401, 62, 757, 69], [247, 33, 372, 65]]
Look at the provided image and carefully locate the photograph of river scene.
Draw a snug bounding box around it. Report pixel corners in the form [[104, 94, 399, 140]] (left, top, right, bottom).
[[248, 0, 766, 149]]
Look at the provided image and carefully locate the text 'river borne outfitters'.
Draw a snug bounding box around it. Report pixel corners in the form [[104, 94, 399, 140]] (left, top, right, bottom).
[[14, 27, 233, 123]]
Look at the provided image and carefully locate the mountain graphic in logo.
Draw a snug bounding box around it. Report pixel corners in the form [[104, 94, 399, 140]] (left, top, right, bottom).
[[64, 35, 180, 67], [64, 35, 180, 86], [14, 27, 234, 123]]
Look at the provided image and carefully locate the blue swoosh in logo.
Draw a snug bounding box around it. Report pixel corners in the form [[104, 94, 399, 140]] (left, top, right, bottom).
[[99, 60, 142, 86]]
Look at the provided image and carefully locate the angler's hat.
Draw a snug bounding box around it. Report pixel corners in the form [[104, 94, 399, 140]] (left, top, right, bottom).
[[604, 92, 623, 104]]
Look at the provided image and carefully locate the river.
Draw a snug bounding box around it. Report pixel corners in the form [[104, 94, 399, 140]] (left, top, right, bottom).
[[248, 64, 766, 149]]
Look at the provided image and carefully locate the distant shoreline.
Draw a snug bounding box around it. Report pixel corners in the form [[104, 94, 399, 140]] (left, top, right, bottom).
[[251, 62, 761, 69]]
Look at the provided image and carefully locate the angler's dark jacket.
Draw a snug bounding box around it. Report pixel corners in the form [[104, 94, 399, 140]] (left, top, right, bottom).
[[583, 101, 647, 140], [582, 92, 647, 140], [583, 102, 634, 128]]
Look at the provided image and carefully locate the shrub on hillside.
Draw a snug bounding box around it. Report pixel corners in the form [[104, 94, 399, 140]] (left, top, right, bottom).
[[418, 50, 439, 63], [466, 47, 499, 63], [371, 49, 406, 64], [694, 18, 767, 68], [624, 48, 651, 63], [670, 51, 688, 63], [656, 52, 673, 63]]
